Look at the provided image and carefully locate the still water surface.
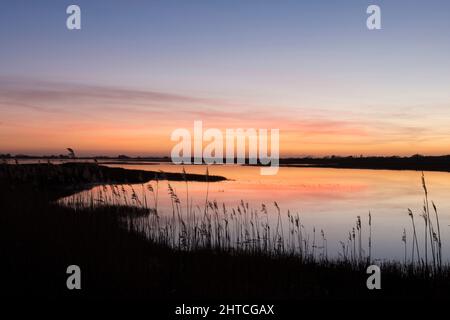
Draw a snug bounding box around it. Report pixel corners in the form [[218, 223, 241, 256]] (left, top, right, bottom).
[[66, 162, 450, 262]]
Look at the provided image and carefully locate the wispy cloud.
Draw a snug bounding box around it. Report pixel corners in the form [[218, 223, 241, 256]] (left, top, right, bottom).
[[1, 77, 450, 156]]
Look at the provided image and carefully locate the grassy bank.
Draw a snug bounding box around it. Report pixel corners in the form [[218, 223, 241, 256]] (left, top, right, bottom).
[[1, 163, 449, 299]]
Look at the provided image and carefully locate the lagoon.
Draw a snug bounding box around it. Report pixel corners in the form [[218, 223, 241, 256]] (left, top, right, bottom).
[[64, 162, 450, 262]]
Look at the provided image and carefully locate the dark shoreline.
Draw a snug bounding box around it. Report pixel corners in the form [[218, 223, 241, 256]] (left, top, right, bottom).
[[5, 154, 450, 173], [276, 155, 450, 173], [1, 161, 226, 183], [0, 162, 226, 201], [277, 163, 450, 173]]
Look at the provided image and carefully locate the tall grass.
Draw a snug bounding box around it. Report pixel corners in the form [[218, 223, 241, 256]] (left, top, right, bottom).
[[58, 167, 448, 276], [403, 173, 444, 274]]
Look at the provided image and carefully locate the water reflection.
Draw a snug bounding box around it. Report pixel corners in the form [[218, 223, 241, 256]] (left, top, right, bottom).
[[61, 163, 450, 262]]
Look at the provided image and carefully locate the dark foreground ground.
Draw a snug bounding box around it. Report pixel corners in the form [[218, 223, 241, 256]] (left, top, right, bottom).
[[1, 163, 449, 302]]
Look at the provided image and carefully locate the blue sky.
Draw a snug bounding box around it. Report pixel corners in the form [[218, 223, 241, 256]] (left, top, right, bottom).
[[1, 0, 450, 155]]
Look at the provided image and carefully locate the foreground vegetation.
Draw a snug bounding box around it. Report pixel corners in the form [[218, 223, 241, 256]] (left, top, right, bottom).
[[1, 163, 450, 299]]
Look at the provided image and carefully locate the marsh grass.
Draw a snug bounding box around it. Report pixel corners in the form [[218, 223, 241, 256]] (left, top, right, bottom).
[[3, 162, 450, 299], [59, 166, 449, 277]]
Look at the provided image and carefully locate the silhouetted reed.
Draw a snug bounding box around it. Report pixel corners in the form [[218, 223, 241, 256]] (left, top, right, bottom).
[[59, 167, 448, 276]]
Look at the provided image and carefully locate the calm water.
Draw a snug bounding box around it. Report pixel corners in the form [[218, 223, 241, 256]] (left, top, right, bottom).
[[64, 163, 450, 262]]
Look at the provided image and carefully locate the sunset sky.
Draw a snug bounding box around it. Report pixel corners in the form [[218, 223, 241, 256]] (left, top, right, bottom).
[[1, 0, 450, 157]]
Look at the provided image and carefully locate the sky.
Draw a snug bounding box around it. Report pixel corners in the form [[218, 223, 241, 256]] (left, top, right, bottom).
[[1, 0, 450, 157]]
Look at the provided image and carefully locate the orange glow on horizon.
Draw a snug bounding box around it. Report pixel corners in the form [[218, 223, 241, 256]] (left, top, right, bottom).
[[1, 79, 450, 157]]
